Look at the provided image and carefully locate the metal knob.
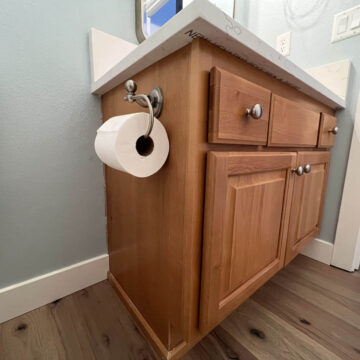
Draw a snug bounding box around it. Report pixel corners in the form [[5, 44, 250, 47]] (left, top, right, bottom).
[[124, 80, 137, 94], [292, 166, 304, 176], [245, 104, 263, 119], [328, 126, 338, 135], [304, 164, 312, 174]]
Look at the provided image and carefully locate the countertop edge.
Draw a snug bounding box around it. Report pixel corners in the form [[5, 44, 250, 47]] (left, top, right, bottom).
[[91, 0, 345, 110]]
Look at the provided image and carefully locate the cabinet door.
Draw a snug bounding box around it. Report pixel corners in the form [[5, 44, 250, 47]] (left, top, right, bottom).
[[200, 152, 296, 331], [285, 151, 330, 264]]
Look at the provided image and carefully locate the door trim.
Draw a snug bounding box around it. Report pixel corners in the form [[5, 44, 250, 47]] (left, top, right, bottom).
[[332, 94, 360, 271]]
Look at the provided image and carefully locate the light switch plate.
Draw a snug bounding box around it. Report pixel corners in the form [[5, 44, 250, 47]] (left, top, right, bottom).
[[350, 11, 360, 29], [332, 5, 360, 43]]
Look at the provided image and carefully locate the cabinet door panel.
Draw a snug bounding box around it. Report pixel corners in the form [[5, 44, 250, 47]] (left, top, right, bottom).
[[285, 151, 330, 264], [200, 152, 296, 332], [220, 171, 285, 299]]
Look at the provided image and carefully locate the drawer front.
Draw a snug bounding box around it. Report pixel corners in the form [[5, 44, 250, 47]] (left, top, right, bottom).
[[268, 95, 320, 147], [209, 67, 271, 145], [318, 113, 338, 148]]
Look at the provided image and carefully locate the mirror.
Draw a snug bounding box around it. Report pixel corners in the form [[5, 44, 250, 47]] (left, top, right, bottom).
[[136, 0, 183, 42], [136, 0, 236, 42]]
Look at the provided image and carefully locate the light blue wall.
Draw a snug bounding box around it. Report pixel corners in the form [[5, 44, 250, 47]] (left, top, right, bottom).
[[0, 0, 137, 288], [235, 0, 360, 243], [1, 1, 358, 290]]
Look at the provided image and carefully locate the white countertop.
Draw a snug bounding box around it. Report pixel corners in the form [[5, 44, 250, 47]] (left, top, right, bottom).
[[91, 0, 345, 110]]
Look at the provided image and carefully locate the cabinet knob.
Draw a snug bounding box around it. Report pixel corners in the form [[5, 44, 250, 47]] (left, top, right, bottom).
[[245, 104, 263, 119], [304, 164, 312, 174], [124, 79, 137, 94], [328, 126, 338, 135], [292, 166, 304, 176]]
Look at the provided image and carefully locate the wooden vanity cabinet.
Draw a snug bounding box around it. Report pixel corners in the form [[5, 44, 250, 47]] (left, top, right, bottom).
[[102, 39, 337, 359]]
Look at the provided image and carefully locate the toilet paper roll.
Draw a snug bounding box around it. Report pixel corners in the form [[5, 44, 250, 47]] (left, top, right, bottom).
[[94, 112, 169, 178]]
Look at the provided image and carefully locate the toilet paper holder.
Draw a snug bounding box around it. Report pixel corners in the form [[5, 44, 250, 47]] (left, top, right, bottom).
[[124, 80, 163, 138]]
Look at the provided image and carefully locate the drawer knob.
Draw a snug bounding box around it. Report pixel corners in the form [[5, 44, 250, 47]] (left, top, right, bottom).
[[328, 126, 338, 135], [292, 166, 304, 176], [245, 104, 263, 119], [304, 164, 312, 174]]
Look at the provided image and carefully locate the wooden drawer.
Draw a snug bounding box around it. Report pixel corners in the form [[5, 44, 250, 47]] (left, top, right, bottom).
[[268, 95, 320, 147], [318, 113, 338, 148], [209, 67, 271, 145]]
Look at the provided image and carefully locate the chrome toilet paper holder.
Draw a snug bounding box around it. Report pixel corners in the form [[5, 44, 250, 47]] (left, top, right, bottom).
[[124, 80, 163, 138]]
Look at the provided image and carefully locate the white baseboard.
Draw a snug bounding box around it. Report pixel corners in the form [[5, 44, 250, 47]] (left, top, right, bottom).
[[0, 254, 109, 324], [301, 238, 334, 265]]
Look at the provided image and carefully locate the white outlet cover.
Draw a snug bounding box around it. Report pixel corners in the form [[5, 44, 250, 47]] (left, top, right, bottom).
[[276, 31, 291, 56]]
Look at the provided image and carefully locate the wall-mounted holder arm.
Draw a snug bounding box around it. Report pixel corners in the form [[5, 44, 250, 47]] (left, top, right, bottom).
[[124, 80, 163, 138]]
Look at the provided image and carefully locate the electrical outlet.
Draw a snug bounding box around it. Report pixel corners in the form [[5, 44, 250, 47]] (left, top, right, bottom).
[[276, 31, 291, 56]]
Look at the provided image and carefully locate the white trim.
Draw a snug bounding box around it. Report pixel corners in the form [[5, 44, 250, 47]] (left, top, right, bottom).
[[145, 0, 169, 17], [0, 254, 109, 324], [301, 238, 334, 265], [332, 94, 360, 272]]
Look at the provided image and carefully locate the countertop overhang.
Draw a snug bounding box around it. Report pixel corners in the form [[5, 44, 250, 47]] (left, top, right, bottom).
[[91, 0, 345, 110]]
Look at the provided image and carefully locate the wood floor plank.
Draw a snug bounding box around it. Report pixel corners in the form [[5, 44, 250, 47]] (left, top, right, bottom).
[[219, 299, 342, 360], [0, 305, 66, 360], [70, 281, 156, 360], [49, 294, 97, 359], [291, 256, 360, 291], [287, 256, 360, 303], [272, 265, 360, 330], [252, 280, 360, 360], [0, 256, 359, 360], [184, 326, 258, 360]]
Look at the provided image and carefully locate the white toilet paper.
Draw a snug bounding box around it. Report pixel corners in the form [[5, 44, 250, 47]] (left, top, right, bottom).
[[94, 112, 169, 178]]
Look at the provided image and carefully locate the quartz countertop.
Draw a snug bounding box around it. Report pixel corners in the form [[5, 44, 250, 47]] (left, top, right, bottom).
[[91, 0, 345, 110]]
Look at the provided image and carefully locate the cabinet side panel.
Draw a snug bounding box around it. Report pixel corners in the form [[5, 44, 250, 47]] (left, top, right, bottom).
[[101, 46, 192, 349]]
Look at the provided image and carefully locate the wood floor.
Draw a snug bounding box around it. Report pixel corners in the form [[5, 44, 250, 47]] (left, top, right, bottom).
[[1, 255, 359, 360]]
